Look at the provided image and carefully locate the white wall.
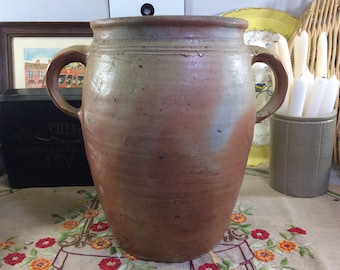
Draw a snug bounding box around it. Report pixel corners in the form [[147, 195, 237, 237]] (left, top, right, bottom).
[[185, 0, 312, 18], [108, 0, 312, 18], [109, 0, 185, 17], [0, 0, 109, 21], [0, 0, 313, 21]]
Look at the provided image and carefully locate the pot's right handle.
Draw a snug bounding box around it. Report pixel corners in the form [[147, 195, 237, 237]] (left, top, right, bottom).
[[45, 45, 88, 118], [250, 46, 288, 123]]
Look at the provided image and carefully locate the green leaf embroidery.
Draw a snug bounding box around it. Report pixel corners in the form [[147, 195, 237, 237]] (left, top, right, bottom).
[[14, 245, 24, 252], [239, 205, 245, 212], [132, 260, 157, 269], [51, 214, 64, 220], [252, 258, 262, 268], [70, 213, 81, 219], [54, 219, 64, 224], [20, 256, 35, 265], [237, 206, 255, 216], [259, 266, 269, 270], [250, 240, 264, 248], [222, 258, 232, 267], [299, 247, 306, 257], [299, 246, 315, 258], [281, 257, 289, 265], [239, 224, 251, 228], [266, 239, 274, 247], [109, 246, 123, 256], [57, 234, 69, 242], [241, 228, 250, 234], [308, 249, 316, 259], [271, 246, 283, 255], [280, 232, 289, 240], [30, 248, 38, 257], [5, 236, 17, 242], [217, 263, 228, 270], [109, 246, 116, 255], [95, 232, 110, 238], [141, 266, 157, 270], [117, 262, 129, 270], [85, 191, 96, 199]]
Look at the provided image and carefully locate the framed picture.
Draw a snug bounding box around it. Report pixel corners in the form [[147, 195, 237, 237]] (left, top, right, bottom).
[[0, 22, 93, 93]]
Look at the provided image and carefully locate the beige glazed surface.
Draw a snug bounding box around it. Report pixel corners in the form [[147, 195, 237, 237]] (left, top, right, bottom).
[[45, 16, 288, 262]]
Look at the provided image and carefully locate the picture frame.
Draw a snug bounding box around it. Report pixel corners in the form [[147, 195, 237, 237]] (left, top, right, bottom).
[[0, 22, 93, 93]]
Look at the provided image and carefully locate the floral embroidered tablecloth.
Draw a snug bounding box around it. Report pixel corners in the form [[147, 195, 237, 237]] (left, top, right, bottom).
[[1, 172, 339, 270]]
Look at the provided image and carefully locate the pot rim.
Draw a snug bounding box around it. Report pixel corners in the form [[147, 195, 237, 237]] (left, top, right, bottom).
[[90, 16, 248, 30]]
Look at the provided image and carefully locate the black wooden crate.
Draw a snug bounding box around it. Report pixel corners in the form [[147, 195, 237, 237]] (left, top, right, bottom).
[[0, 88, 93, 188]]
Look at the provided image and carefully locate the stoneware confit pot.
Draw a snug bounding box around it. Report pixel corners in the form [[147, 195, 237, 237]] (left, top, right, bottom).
[[45, 16, 288, 262]]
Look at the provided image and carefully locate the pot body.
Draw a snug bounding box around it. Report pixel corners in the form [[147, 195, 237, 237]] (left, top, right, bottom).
[[46, 16, 288, 262]]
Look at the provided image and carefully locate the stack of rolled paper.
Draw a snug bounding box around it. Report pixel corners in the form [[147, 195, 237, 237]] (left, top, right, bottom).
[[275, 30, 339, 117]]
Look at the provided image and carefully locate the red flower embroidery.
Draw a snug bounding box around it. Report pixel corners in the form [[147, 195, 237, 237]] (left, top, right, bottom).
[[251, 229, 270, 240], [3, 252, 26, 266], [91, 222, 110, 232], [35, 237, 56, 248], [288, 227, 306, 235], [98, 257, 121, 270], [198, 263, 220, 270]]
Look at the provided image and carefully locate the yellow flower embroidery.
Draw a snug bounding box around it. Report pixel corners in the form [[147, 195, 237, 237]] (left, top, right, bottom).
[[62, 220, 79, 230], [124, 252, 137, 260], [254, 249, 275, 262], [82, 209, 99, 218], [90, 238, 112, 250], [277, 240, 297, 253], [30, 258, 52, 270], [230, 213, 247, 223], [0, 241, 15, 250]]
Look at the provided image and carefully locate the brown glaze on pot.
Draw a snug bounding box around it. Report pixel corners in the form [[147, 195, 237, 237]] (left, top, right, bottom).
[[45, 16, 288, 262]]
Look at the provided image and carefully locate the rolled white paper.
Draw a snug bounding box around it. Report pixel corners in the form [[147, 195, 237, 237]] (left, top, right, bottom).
[[276, 35, 294, 115], [315, 32, 328, 78], [276, 77, 293, 115], [278, 34, 293, 76], [293, 30, 309, 78], [302, 68, 315, 112], [303, 77, 328, 117], [319, 75, 339, 116], [287, 77, 309, 117]]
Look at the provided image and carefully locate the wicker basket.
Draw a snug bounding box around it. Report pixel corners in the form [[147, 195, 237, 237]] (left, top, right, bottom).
[[289, 0, 340, 165]]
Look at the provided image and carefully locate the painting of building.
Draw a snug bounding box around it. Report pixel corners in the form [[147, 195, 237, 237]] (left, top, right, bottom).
[[24, 48, 84, 89]]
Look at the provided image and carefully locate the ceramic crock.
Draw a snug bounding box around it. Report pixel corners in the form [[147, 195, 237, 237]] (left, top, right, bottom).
[[45, 16, 288, 262]]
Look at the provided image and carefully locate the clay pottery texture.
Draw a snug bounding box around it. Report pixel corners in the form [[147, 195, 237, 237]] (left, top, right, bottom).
[[45, 16, 288, 262]]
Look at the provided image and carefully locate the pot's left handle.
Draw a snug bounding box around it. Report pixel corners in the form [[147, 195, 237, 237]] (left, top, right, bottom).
[[45, 45, 88, 118]]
